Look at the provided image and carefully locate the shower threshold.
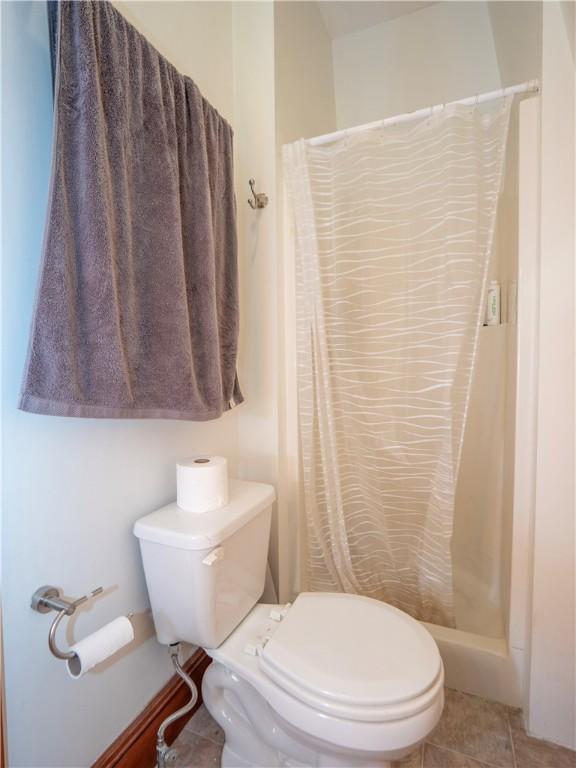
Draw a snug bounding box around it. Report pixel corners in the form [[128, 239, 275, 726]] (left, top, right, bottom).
[[421, 621, 522, 708]]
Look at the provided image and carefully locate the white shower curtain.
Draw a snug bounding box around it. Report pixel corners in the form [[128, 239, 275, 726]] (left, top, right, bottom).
[[284, 98, 511, 627]]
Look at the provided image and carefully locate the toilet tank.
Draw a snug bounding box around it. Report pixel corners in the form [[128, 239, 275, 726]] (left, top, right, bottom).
[[134, 479, 275, 648]]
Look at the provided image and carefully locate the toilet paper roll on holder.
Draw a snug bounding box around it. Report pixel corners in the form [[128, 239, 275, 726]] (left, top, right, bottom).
[[31, 584, 132, 661]]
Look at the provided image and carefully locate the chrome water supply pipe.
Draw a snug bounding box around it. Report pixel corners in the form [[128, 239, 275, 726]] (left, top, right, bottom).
[[156, 643, 199, 768]]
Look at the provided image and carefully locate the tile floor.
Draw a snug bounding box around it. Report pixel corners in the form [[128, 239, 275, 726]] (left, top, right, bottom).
[[172, 688, 576, 768]]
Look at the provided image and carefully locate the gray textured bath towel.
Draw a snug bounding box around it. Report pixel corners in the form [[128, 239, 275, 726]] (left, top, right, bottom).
[[20, 0, 243, 420]]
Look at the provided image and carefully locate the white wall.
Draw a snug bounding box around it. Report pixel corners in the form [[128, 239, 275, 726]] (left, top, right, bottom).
[[1, 3, 239, 765], [331, 2, 542, 130], [274, 1, 336, 146], [231, 1, 337, 602], [507, 94, 541, 718], [117, 1, 235, 121], [274, 1, 337, 600], [527, 0, 575, 750], [232, 0, 280, 591], [487, 1, 542, 87], [332, 1, 500, 129]]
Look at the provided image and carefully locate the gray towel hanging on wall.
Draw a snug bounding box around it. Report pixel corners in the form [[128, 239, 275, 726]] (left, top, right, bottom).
[[20, 0, 243, 420], [46, 0, 58, 92]]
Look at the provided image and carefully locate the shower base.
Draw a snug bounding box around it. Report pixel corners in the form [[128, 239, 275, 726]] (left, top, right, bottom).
[[421, 621, 522, 708]]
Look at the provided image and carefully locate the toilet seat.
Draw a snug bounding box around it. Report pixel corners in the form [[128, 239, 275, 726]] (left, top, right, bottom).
[[259, 592, 443, 722], [207, 596, 444, 754]]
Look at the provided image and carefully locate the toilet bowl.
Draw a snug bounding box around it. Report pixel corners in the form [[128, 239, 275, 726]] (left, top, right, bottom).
[[202, 595, 444, 768], [134, 479, 444, 768]]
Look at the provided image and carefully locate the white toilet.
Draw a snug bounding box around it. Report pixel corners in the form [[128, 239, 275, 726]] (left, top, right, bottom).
[[134, 480, 444, 768]]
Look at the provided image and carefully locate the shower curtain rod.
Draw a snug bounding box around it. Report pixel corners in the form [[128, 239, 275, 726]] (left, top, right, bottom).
[[307, 79, 540, 147]]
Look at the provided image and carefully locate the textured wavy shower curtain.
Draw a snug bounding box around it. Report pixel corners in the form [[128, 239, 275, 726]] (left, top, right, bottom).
[[284, 98, 511, 627]]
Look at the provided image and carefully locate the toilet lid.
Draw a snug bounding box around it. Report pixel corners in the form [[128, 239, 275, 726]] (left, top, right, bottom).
[[259, 593, 442, 715]]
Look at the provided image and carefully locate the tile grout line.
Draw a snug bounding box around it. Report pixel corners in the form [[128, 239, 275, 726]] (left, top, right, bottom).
[[425, 740, 514, 768], [181, 714, 225, 749], [506, 710, 518, 768], [183, 731, 504, 768], [180, 727, 225, 749]]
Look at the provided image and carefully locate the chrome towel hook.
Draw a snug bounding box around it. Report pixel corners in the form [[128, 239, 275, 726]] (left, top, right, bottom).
[[248, 178, 268, 209], [31, 584, 104, 660]]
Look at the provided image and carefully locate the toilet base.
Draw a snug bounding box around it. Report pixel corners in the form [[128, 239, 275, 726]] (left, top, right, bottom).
[[221, 744, 392, 768], [203, 661, 398, 768], [220, 745, 252, 768]]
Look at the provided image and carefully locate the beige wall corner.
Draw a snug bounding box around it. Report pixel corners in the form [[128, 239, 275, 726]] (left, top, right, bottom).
[[527, 0, 576, 751]]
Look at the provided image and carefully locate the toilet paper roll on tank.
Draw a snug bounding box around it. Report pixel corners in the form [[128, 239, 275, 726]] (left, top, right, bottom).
[[176, 456, 228, 513], [66, 456, 226, 679]]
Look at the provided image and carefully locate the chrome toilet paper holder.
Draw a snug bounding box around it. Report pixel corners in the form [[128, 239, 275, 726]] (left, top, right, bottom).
[[31, 584, 104, 660]]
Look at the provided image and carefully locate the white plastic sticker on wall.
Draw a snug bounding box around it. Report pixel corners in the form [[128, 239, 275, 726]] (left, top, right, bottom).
[[485, 281, 501, 325]]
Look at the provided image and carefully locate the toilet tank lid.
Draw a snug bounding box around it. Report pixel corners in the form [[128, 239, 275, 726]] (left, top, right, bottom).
[[133, 479, 275, 550]]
